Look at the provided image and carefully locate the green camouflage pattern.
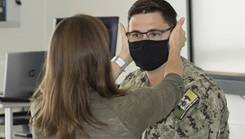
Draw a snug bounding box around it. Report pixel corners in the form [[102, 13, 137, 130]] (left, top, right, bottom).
[[119, 57, 229, 139]]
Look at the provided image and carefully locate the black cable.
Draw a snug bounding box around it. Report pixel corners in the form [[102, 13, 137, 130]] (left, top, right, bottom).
[[240, 94, 245, 100], [186, 0, 193, 62], [15, 0, 21, 5]]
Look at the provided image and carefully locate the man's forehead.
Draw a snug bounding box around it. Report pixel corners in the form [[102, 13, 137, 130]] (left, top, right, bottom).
[[128, 13, 169, 32]]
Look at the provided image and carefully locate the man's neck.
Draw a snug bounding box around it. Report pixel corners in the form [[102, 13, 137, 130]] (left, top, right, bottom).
[[146, 63, 166, 87]]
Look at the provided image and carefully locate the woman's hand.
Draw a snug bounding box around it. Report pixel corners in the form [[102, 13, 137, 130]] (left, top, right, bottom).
[[168, 17, 187, 51], [117, 23, 132, 65]]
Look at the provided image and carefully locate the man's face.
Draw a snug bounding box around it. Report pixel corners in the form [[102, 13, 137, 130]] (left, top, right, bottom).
[[128, 12, 171, 41]]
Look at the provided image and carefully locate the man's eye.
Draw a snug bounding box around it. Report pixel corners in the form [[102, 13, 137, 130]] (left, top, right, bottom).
[[148, 32, 161, 37], [131, 33, 141, 38]]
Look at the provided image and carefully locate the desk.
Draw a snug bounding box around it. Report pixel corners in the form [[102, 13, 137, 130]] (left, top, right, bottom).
[[0, 102, 30, 139]]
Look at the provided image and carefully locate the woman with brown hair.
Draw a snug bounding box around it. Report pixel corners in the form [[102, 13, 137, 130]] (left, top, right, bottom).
[[30, 13, 186, 139]]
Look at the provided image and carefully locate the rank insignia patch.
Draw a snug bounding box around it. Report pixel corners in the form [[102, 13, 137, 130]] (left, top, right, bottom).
[[173, 89, 199, 119]]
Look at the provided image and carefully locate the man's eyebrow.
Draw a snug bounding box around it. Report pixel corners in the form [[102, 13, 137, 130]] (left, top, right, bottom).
[[128, 29, 142, 33], [129, 28, 162, 33]]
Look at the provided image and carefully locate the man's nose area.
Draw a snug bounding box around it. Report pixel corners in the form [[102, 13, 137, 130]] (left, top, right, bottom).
[[142, 34, 149, 40]]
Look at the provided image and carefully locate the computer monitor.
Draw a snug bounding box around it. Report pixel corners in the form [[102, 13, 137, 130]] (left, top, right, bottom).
[[54, 16, 119, 58], [1, 51, 45, 99]]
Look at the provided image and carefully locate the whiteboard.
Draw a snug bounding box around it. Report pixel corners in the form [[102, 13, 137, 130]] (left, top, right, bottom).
[[188, 0, 245, 94], [190, 0, 245, 74]]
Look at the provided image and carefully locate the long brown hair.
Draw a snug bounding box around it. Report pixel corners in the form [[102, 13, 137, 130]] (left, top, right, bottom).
[[31, 14, 125, 139]]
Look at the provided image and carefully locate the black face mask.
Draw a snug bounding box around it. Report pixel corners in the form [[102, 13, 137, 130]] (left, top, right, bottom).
[[129, 39, 169, 71]]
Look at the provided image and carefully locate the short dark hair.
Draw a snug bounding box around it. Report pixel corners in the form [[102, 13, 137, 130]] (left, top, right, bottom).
[[128, 0, 177, 27]]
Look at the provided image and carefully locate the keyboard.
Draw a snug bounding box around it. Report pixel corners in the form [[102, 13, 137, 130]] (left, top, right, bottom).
[[0, 97, 30, 103]]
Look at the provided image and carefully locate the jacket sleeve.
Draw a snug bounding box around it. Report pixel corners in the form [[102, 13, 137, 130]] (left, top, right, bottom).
[[111, 73, 184, 137]]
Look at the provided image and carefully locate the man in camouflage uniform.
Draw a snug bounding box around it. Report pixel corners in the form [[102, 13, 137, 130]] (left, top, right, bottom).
[[119, 57, 229, 139], [118, 0, 230, 138]]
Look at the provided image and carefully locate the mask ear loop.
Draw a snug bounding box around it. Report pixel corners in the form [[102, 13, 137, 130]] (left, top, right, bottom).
[[15, 0, 21, 5]]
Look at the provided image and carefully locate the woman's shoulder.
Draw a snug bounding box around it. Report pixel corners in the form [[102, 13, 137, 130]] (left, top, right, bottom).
[[30, 99, 42, 117]]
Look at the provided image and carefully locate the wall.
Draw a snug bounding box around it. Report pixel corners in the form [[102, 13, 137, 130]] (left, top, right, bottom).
[[0, 0, 244, 138], [45, 0, 188, 83], [0, 0, 47, 91], [0, 0, 189, 90], [189, 0, 245, 96], [189, 0, 245, 137], [191, 0, 245, 74], [226, 94, 245, 139]]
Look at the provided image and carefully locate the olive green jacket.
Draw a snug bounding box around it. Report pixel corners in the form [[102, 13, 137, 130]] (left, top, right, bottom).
[[31, 73, 184, 139]]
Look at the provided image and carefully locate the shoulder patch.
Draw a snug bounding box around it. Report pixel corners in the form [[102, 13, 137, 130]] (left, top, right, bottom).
[[173, 89, 199, 119]]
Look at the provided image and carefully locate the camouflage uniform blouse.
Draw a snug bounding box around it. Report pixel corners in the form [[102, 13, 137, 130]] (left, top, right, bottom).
[[119, 57, 230, 139]]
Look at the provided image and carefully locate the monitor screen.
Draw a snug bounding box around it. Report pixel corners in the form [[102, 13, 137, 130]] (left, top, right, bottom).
[[54, 16, 119, 58]]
